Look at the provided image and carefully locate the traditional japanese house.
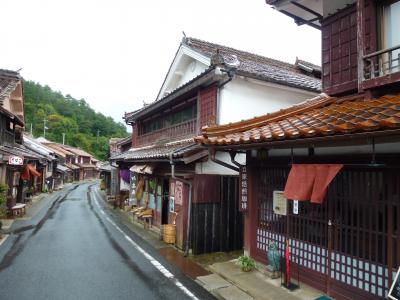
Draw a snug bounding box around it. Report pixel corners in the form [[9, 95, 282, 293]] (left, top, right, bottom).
[[60, 145, 98, 180], [39, 142, 74, 185], [98, 162, 112, 195], [195, 1, 400, 299], [108, 137, 132, 197], [0, 107, 26, 207], [0, 69, 45, 207], [41, 142, 79, 182], [23, 134, 58, 191], [0, 69, 24, 125], [111, 37, 321, 254]]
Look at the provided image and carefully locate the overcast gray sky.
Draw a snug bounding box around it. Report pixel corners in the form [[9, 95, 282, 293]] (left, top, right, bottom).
[[0, 0, 320, 128]]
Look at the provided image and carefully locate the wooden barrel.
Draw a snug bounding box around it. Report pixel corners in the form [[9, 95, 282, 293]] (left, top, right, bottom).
[[163, 224, 176, 244]]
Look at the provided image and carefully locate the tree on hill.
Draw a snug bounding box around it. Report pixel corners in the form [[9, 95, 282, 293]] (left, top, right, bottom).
[[23, 80, 128, 160]]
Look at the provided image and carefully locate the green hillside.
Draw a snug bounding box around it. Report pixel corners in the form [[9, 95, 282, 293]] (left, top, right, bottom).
[[23, 80, 128, 160]]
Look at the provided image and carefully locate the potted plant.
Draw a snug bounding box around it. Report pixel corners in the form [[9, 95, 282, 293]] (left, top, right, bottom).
[[0, 183, 8, 218], [237, 255, 255, 272]]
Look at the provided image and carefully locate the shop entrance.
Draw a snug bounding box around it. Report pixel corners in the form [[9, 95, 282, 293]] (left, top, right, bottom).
[[162, 178, 169, 224], [191, 175, 243, 254], [252, 165, 396, 300]]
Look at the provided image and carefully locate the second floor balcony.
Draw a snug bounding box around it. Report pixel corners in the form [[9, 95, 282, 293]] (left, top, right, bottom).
[[3, 130, 15, 146], [136, 118, 197, 147], [363, 44, 400, 84]]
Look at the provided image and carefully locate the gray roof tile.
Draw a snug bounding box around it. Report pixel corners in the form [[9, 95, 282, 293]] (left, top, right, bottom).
[[111, 139, 199, 161], [184, 37, 321, 92]]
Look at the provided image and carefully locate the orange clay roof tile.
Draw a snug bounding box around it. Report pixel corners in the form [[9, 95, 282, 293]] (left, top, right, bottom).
[[196, 93, 400, 146]]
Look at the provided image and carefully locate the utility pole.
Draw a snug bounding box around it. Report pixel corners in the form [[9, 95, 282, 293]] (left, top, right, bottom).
[[62, 133, 66, 145], [30, 123, 33, 135], [97, 129, 100, 143], [43, 118, 47, 138]]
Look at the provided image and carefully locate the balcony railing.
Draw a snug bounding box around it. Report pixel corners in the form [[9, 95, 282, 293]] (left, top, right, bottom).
[[136, 118, 197, 147], [3, 130, 15, 146], [364, 44, 400, 80]]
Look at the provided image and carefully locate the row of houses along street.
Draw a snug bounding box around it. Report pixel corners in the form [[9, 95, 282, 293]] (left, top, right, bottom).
[[0, 68, 101, 218], [107, 1, 400, 300], [0, 1, 399, 299]]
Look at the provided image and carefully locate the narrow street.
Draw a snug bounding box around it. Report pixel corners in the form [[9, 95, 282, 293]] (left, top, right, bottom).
[[0, 183, 215, 300]]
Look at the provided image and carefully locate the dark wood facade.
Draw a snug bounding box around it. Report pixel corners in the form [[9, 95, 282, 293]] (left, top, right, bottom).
[[322, 4, 358, 95], [130, 84, 218, 148], [121, 78, 245, 254], [244, 153, 399, 300], [321, 0, 400, 96], [191, 175, 243, 254]]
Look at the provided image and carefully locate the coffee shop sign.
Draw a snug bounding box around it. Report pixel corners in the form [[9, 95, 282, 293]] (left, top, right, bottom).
[[8, 155, 23, 165]]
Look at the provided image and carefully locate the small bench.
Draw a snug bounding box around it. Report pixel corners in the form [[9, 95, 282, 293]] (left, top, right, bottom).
[[11, 203, 26, 217], [137, 208, 153, 229]]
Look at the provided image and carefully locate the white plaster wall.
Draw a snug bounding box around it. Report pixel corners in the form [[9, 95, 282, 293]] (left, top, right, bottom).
[[195, 152, 246, 175], [3, 98, 11, 111], [218, 77, 317, 125], [177, 59, 208, 87]]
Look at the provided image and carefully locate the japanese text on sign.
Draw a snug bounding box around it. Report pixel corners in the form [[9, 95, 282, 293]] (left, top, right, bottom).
[[8, 156, 23, 165], [175, 181, 183, 205], [239, 166, 248, 211]]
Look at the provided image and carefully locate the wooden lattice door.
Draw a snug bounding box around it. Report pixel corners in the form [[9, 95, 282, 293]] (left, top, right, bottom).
[[254, 165, 398, 299]]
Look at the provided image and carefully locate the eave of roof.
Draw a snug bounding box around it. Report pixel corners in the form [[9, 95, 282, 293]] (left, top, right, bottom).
[[0, 144, 44, 161], [43, 142, 76, 157], [0, 106, 24, 127], [183, 37, 321, 92], [61, 145, 92, 157], [124, 67, 220, 124], [196, 94, 400, 148], [110, 139, 199, 162]]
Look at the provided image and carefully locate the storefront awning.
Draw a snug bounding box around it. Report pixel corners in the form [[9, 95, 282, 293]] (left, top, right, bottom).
[[283, 164, 343, 204], [56, 165, 69, 173], [129, 164, 154, 174], [21, 164, 41, 181]]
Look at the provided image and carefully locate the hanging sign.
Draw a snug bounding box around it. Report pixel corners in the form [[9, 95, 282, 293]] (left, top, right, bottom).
[[169, 196, 175, 212], [8, 156, 23, 165], [293, 200, 299, 215], [239, 165, 248, 211], [273, 191, 287, 216], [389, 267, 400, 300], [170, 181, 175, 197], [175, 181, 183, 205]]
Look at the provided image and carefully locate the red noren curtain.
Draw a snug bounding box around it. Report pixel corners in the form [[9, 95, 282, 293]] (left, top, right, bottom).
[[284, 164, 343, 204], [21, 164, 41, 181]]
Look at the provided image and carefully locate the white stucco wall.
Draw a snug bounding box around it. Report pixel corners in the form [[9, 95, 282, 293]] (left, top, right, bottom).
[[218, 76, 317, 125], [195, 152, 246, 175], [177, 59, 208, 87]]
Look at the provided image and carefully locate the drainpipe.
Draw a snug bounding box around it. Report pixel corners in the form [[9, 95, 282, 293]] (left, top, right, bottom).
[[217, 68, 234, 88], [169, 151, 193, 257], [229, 152, 243, 168], [209, 148, 239, 172]]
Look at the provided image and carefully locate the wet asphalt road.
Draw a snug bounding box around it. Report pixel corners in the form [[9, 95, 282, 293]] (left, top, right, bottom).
[[0, 183, 215, 300]]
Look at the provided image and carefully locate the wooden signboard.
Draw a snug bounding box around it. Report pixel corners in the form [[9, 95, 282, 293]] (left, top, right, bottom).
[[239, 165, 248, 211], [170, 181, 175, 197], [293, 200, 299, 215], [8, 155, 23, 165], [174, 181, 183, 205], [389, 267, 400, 300]]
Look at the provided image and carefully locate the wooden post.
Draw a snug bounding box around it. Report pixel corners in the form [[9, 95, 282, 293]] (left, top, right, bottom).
[[387, 170, 394, 288], [357, 0, 365, 93]]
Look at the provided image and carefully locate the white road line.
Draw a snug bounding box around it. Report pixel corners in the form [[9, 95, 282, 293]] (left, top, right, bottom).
[[91, 187, 199, 300]]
